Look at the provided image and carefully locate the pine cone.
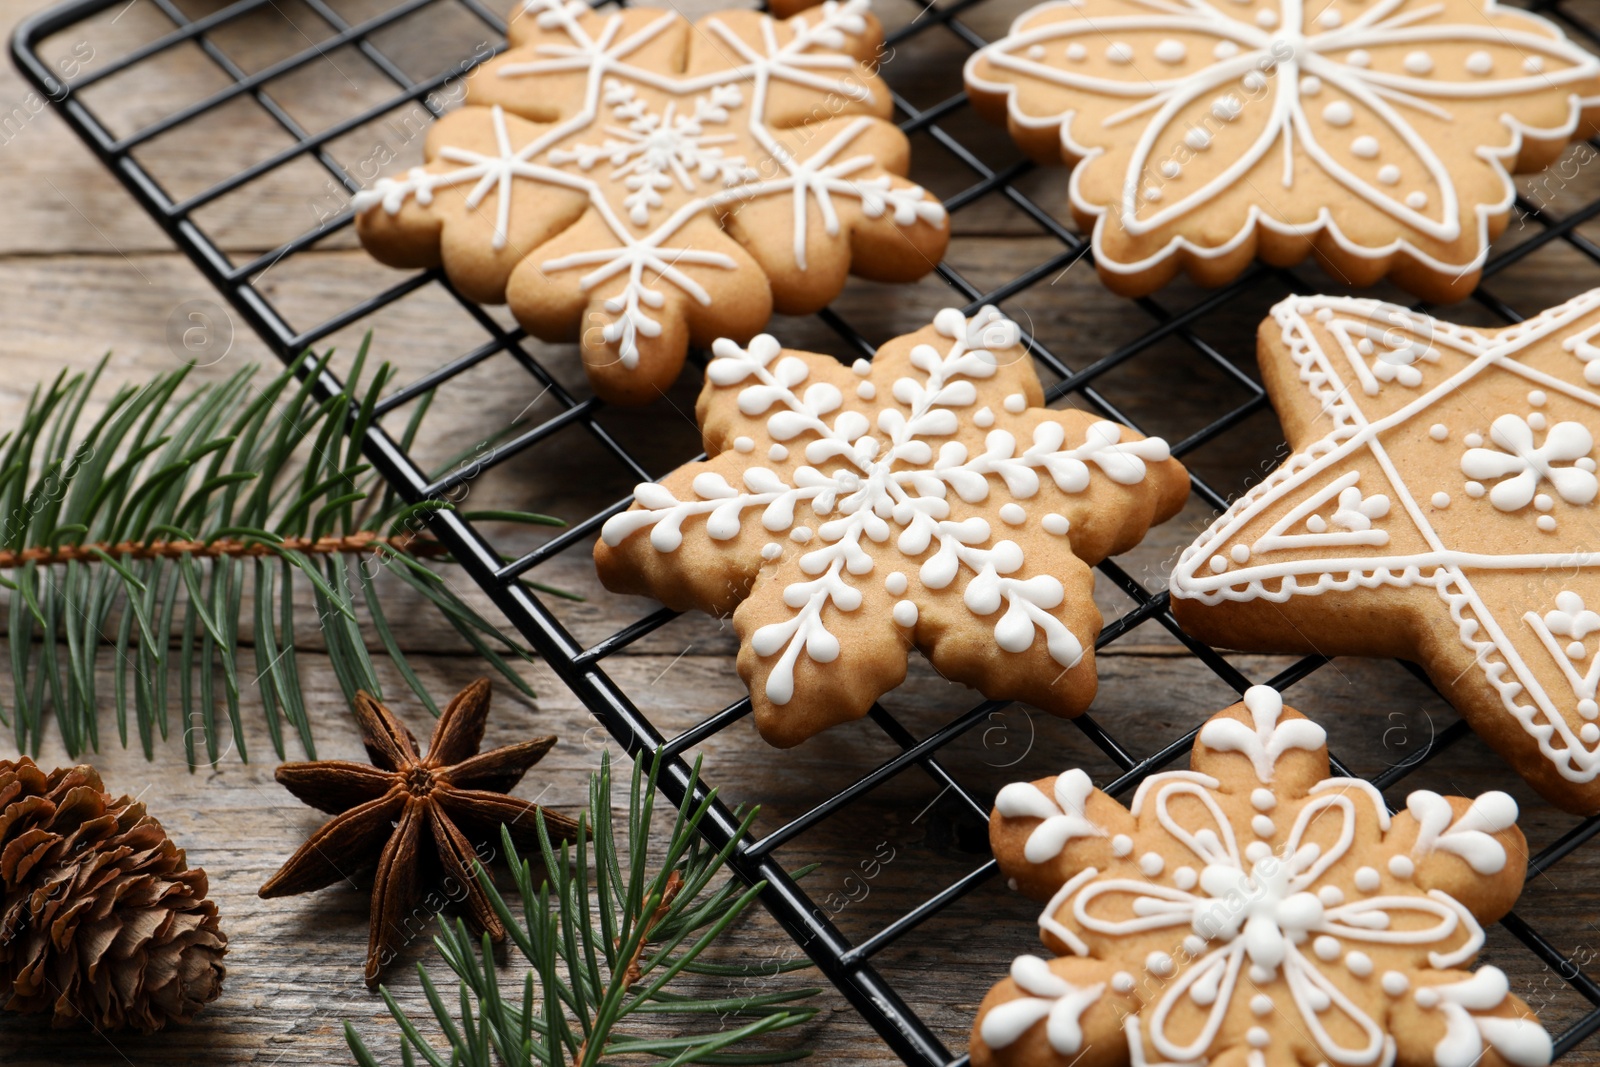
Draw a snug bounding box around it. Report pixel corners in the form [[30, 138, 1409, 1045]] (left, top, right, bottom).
[[0, 756, 227, 1031]]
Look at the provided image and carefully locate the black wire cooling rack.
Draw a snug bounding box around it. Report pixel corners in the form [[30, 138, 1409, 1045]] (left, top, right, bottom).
[[14, 0, 1600, 1060]]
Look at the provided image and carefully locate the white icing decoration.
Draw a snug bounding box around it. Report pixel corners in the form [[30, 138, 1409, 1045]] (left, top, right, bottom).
[[762, 542, 782, 561], [1466, 51, 1493, 75], [1355, 866, 1380, 892], [995, 767, 1106, 863], [1251, 787, 1276, 811], [1251, 815, 1276, 837], [1389, 855, 1415, 878], [1066, 42, 1086, 61], [966, 2, 1600, 288], [1407, 790, 1517, 873], [1112, 834, 1134, 857], [1198, 686, 1325, 782], [1140, 851, 1165, 876], [1415, 967, 1553, 1067], [769, 444, 788, 462], [1001, 503, 1027, 525], [980, 955, 1104, 1054], [1154, 40, 1186, 64], [885, 571, 908, 595], [1107, 42, 1134, 64], [1169, 293, 1600, 789], [856, 381, 876, 400], [353, 0, 946, 371], [974, 406, 995, 428], [893, 599, 918, 626], [734, 435, 755, 453], [1432, 492, 1450, 508], [1004, 392, 1028, 413], [1024, 761, 1501, 1067], [1431, 424, 1449, 441], [1113, 971, 1136, 993], [604, 308, 1173, 705], [1043, 513, 1070, 535]]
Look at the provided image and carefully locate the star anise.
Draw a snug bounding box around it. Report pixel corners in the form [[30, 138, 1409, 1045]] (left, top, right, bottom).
[[259, 679, 579, 987]]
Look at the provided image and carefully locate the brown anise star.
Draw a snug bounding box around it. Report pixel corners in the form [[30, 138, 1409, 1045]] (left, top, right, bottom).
[[259, 679, 579, 987]]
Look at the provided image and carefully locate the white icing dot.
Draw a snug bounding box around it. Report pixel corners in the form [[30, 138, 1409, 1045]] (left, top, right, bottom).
[[1432, 492, 1450, 509], [1582, 699, 1599, 720], [1323, 101, 1353, 127], [1140, 852, 1165, 876], [762, 542, 782, 561], [1466, 51, 1492, 75], [1382, 971, 1410, 996], [1569, 640, 1587, 661], [1464, 480, 1486, 498], [1416, 988, 1441, 1009], [1043, 513, 1070, 535], [1250, 787, 1276, 812], [1378, 165, 1401, 185], [1429, 423, 1448, 441], [1358, 338, 1375, 356], [1212, 94, 1243, 121], [851, 358, 872, 377], [885, 571, 908, 595], [768, 444, 788, 462], [1026, 44, 1046, 59], [1143, 186, 1163, 203], [1251, 994, 1273, 1016], [1174, 866, 1198, 890], [1352, 136, 1380, 159], [1529, 389, 1547, 406], [1347, 49, 1371, 67], [1112, 971, 1136, 993], [1535, 493, 1554, 512], [1215, 40, 1240, 59], [1066, 42, 1087, 61], [1252, 815, 1276, 838], [1403, 51, 1434, 75], [1316, 308, 1335, 323], [1307, 515, 1327, 532], [1243, 70, 1267, 91], [791, 526, 814, 543], [1529, 411, 1548, 431], [1107, 41, 1134, 64], [1388, 855, 1415, 878], [1539, 515, 1559, 532], [1186, 126, 1212, 151], [1300, 75, 1322, 95], [1355, 866, 1380, 892], [1000, 503, 1027, 526], [1182, 934, 1207, 956], [893, 600, 918, 627], [856, 381, 876, 400], [1464, 432, 1484, 447], [1231, 544, 1251, 564], [1584, 724, 1600, 744], [733, 435, 754, 453], [1003, 393, 1027, 414], [1254, 7, 1277, 26], [1210, 555, 1229, 574], [1318, 885, 1344, 906], [1525, 55, 1545, 73], [1317, 7, 1341, 26], [1582, 458, 1599, 473], [1154, 39, 1187, 64], [1313, 936, 1341, 961], [1112, 834, 1133, 857], [1345, 951, 1374, 977], [1249, 964, 1273, 984], [1406, 191, 1429, 210], [1161, 161, 1182, 179], [1245, 841, 1273, 863], [1247, 1027, 1270, 1048], [973, 406, 995, 428], [1147, 951, 1175, 977]]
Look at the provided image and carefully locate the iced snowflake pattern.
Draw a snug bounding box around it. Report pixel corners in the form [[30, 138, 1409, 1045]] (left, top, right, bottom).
[[977, 686, 1553, 1067], [595, 307, 1188, 745], [352, 0, 947, 389]]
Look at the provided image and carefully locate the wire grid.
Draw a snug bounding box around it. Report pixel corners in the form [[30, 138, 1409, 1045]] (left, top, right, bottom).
[[13, 0, 1600, 1060]]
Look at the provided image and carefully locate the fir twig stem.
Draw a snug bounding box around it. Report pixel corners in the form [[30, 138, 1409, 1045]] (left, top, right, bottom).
[[574, 869, 685, 1063], [0, 531, 448, 568]]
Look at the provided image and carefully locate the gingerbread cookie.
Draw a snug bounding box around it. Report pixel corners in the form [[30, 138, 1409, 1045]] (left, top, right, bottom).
[[964, 0, 1600, 301], [974, 685, 1550, 1067], [353, 0, 949, 405], [1172, 289, 1600, 813], [594, 307, 1189, 746]]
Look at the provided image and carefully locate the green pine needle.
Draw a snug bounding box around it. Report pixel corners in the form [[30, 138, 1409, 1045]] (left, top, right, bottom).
[[0, 345, 571, 766], [350, 750, 820, 1066]]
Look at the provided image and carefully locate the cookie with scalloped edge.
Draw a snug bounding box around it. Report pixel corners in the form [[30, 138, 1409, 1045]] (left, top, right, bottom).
[[964, 0, 1600, 301], [354, 0, 949, 405], [1171, 288, 1600, 813], [594, 306, 1188, 746], [973, 685, 1549, 1067]]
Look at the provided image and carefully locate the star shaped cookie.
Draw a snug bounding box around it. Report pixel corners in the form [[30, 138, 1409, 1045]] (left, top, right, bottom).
[[964, 0, 1600, 300], [595, 307, 1190, 747], [1173, 289, 1600, 813], [354, 0, 949, 405]]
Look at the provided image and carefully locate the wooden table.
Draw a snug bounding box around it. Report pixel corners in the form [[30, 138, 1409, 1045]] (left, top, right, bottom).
[[4, 0, 1600, 1061]]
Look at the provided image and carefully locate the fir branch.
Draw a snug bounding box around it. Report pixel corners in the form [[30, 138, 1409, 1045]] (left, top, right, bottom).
[[0, 344, 570, 766], [346, 751, 821, 1066]]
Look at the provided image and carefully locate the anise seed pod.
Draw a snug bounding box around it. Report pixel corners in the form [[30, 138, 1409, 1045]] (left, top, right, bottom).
[[0, 756, 227, 1032]]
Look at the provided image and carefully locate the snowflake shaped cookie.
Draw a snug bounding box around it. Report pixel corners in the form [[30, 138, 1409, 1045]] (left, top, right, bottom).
[[594, 307, 1189, 746], [964, 0, 1600, 300], [974, 686, 1550, 1067], [1171, 289, 1600, 813], [353, 0, 949, 405]]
